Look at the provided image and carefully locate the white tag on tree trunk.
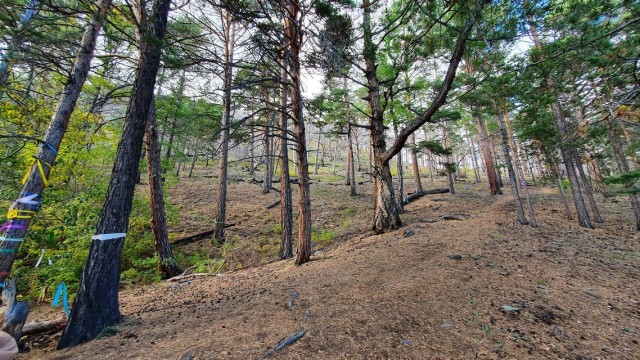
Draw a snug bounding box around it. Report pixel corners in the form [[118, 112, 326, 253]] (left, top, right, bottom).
[[92, 233, 127, 241]]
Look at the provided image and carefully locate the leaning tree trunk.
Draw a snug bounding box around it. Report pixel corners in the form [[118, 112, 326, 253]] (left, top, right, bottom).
[[278, 54, 293, 259], [607, 116, 640, 230], [0, 0, 113, 291], [146, 99, 182, 277], [214, 13, 234, 243], [285, 0, 312, 265], [475, 113, 502, 195], [503, 112, 537, 227], [573, 150, 602, 223], [497, 114, 528, 225], [57, 0, 171, 348]]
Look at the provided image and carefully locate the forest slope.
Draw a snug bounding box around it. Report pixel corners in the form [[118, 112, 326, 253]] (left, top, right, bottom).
[[24, 179, 640, 359]]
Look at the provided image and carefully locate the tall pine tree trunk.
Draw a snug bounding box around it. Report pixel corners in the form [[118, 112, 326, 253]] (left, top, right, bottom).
[[394, 123, 404, 211], [0, 0, 113, 289], [442, 124, 455, 195], [409, 133, 423, 193], [284, 0, 312, 265], [58, 0, 170, 348], [475, 113, 502, 195], [363, 0, 401, 232], [278, 54, 293, 259], [314, 127, 322, 175], [214, 13, 235, 243], [262, 90, 273, 194], [188, 138, 199, 178]]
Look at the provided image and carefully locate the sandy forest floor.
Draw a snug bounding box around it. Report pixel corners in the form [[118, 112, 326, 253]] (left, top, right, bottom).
[[20, 168, 640, 359]]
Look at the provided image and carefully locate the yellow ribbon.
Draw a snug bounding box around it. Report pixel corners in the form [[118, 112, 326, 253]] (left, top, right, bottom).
[[22, 157, 51, 187], [7, 209, 36, 219]]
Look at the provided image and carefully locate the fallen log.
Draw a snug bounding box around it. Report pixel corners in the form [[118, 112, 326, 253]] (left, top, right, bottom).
[[402, 188, 449, 205], [267, 200, 281, 209], [172, 225, 236, 246], [442, 213, 470, 221], [264, 329, 305, 358], [21, 318, 67, 336]]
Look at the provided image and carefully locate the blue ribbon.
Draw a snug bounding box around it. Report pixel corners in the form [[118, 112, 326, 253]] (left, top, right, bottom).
[[41, 142, 58, 155], [52, 282, 70, 316]]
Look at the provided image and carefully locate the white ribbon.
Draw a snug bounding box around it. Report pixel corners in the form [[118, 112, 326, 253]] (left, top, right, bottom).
[[16, 194, 40, 205], [35, 249, 45, 267], [92, 233, 127, 241]]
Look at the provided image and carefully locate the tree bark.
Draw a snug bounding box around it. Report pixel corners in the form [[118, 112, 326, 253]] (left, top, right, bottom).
[[58, 0, 170, 348], [214, 13, 235, 243], [284, 0, 312, 265], [0, 0, 113, 288], [278, 54, 293, 259], [146, 99, 182, 277]]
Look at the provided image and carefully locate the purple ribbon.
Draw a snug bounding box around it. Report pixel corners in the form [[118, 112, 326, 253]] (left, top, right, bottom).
[[0, 221, 27, 232]]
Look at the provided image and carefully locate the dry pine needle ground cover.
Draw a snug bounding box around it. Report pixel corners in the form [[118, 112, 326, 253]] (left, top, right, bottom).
[[21, 173, 640, 359]]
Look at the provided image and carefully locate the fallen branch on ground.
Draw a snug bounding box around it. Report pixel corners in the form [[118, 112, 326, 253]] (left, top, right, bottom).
[[264, 329, 305, 358], [21, 318, 67, 336], [172, 224, 236, 246], [402, 188, 449, 205]]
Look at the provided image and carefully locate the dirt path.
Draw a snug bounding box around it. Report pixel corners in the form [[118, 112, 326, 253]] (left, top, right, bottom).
[[22, 181, 640, 359]]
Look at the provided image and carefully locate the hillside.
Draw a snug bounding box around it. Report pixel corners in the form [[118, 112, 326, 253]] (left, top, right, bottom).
[[21, 177, 640, 359]]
